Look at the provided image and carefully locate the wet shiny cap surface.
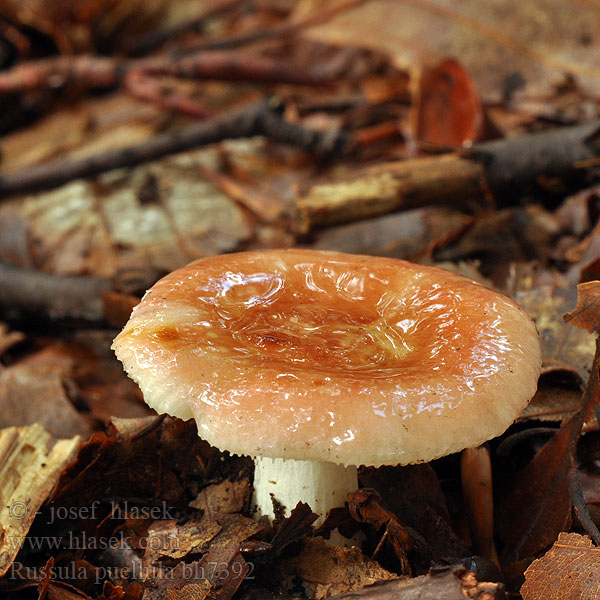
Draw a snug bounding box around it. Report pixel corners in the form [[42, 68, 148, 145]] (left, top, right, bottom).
[[112, 249, 542, 466]]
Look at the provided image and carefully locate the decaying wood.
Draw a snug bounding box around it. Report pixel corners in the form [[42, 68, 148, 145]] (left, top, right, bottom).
[[298, 120, 600, 231], [0, 100, 349, 198], [0, 423, 80, 576], [0, 261, 109, 322], [297, 155, 486, 231], [329, 566, 505, 600]]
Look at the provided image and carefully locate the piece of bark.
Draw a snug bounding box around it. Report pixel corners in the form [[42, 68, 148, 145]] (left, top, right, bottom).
[[0, 423, 81, 576], [297, 154, 485, 231], [297, 120, 600, 231], [327, 566, 505, 600]]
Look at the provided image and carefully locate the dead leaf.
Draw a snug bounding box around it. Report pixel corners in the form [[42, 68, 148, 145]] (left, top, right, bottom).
[[506, 263, 595, 379], [0, 363, 90, 438], [347, 489, 412, 575], [521, 532, 600, 600], [359, 465, 470, 567], [275, 537, 396, 600], [190, 477, 251, 517], [0, 155, 253, 280], [50, 417, 220, 507], [415, 58, 482, 147], [144, 515, 222, 564], [565, 281, 600, 334], [497, 406, 579, 568], [144, 542, 249, 600], [268, 502, 318, 557], [519, 371, 583, 424]]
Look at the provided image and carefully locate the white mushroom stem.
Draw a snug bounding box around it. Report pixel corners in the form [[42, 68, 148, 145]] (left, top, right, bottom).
[[253, 456, 358, 526]]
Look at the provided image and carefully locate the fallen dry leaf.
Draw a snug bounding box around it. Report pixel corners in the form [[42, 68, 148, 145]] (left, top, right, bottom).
[[143, 542, 249, 600], [348, 489, 412, 575], [275, 537, 396, 600], [50, 417, 220, 508], [506, 263, 595, 379], [359, 465, 470, 568], [564, 280, 600, 334], [190, 477, 251, 517], [0, 363, 90, 438], [519, 371, 583, 425], [521, 532, 600, 600], [0, 154, 253, 280]]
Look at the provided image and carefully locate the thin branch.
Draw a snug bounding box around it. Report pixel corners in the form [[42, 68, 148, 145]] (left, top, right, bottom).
[[0, 50, 328, 95], [0, 261, 109, 322], [0, 99, 350, 198]]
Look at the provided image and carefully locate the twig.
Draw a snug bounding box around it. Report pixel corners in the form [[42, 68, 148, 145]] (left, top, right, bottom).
[[123, 70, 214, 119], [126, 0, 249, 55], [0, 99, 350, 198], [0, 50, 328, 95], [0, 261, 109, 322]]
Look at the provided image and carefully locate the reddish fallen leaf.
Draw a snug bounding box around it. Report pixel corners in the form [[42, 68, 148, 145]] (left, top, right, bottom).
[[564, 281, 600, 334], [521, 532, 600, 600], [497, 382, 579, 567], [415, 58, 483, 147]]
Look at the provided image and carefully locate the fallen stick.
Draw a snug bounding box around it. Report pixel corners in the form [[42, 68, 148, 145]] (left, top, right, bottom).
[[297, 120, 600, 231], [0, 50, 326, 95], [0, 261, 109, 322], [0, 99, 349, 198]]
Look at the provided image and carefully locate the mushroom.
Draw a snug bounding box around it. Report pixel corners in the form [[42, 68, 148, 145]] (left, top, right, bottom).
[[112, 249, 541, 526]]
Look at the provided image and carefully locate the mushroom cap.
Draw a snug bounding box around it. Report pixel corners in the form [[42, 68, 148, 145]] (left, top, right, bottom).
[[112, 249, 541, 467]]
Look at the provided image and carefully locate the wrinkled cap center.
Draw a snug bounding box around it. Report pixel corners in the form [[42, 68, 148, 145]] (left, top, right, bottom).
[[230, 305, 413, 371], [153, 267, 417, 374]]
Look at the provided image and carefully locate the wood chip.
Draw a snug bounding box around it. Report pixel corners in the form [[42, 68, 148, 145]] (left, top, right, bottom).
[[0, 423, 81, 576]]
